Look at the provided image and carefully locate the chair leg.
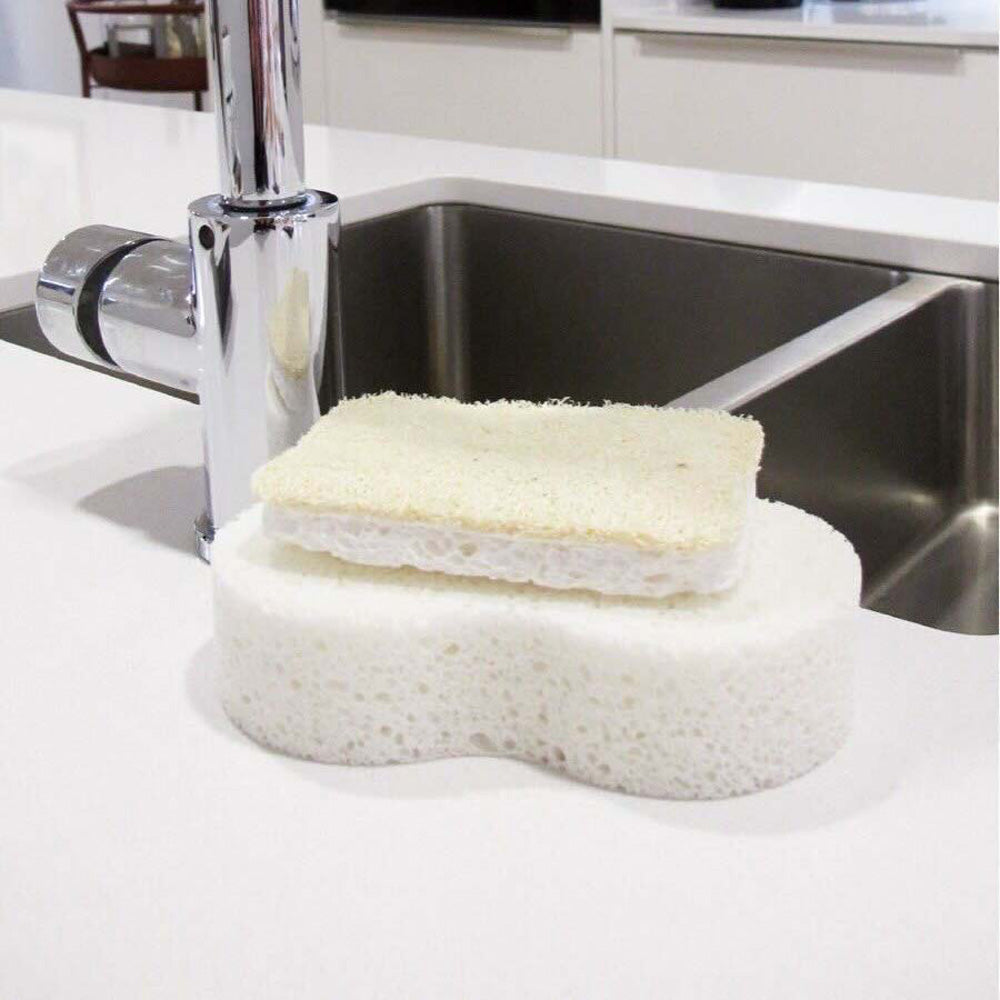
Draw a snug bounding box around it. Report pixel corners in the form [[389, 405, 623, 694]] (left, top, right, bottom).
[[81, 66, 91, 99], [194, 90, 203, 112]]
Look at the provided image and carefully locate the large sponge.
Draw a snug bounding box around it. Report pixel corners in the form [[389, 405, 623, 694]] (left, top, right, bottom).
[[253, 393, 764, 598], [213, 499, 860, 799]]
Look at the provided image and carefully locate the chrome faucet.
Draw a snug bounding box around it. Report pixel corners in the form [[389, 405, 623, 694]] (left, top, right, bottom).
[[34, 0, 342, 559]]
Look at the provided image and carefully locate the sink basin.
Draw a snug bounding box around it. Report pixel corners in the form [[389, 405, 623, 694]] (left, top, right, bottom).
[[735, 282, 998, 635], [3, 204, 995, 633], [336, 204, 902, 404]]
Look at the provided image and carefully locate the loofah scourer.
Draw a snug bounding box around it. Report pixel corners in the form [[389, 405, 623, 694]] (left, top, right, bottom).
[[253, 393, 764, 598], [213, 499, 860, 799]]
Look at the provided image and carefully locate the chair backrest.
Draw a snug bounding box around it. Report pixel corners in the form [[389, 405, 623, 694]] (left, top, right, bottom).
[[67, 1, 205, 64]]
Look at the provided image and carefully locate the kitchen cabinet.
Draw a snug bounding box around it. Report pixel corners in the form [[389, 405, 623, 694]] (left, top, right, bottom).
[[324, 17, 603, 155], [613, 31, 999, 200]]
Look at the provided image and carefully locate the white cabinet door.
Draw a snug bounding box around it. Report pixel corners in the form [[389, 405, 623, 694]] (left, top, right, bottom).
[[324, 17, 603, 155], [614, 31, 999, 200]]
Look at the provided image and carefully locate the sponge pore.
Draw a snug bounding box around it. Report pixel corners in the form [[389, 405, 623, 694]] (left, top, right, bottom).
[[212, 499, 860, 799]]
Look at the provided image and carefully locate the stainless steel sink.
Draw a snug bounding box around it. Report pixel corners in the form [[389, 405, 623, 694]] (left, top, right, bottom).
[[3, 204, 996, 633], [735, 282, 998, 635], [336, 205, 903, 404]]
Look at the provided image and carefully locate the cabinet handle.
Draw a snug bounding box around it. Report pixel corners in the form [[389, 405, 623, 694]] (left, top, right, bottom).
[[632, 31, 965, 68]]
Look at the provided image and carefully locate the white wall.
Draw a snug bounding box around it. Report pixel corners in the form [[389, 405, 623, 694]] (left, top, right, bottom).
[[0, 0, 95, 96]]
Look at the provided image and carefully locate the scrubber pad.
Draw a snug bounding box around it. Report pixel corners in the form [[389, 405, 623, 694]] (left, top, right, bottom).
[[213, 499, 860, 799], [253, 393, 763, 598]]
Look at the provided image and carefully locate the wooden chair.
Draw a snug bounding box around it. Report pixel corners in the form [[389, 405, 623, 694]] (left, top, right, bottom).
[[67, 1, 208, 111]]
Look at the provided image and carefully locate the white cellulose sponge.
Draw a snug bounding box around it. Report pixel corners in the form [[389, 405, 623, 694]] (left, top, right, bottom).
[[253, 393, 764, 598], [213, 499, 860, 799]]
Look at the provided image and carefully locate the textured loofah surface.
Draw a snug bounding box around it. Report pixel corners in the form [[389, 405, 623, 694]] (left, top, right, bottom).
[[213, 500, 860, 799], [253, 393, 763, 552]]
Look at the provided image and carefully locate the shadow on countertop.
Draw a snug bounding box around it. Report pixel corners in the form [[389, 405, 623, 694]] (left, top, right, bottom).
[[4, 411, 204, 556], [79, 464, 205, 554]]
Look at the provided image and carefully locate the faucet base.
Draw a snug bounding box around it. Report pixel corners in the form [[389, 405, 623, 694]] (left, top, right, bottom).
[[195, 511, 214, 564], [189, 189, 342, 536]]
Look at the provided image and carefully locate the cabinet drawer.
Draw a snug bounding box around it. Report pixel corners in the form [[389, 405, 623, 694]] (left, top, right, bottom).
[[614, 31, 998, 199], [325, 18, 603, 155]]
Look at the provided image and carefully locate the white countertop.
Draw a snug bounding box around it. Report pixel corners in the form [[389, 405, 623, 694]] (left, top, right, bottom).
[[0, 89, 997, 996], [0, 88, 996, 319], [612, 0, 999, 48], [0, 339, 996, 997]]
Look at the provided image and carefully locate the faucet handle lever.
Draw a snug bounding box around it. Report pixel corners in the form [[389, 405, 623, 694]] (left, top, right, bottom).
[[35, 225, 156, 367]]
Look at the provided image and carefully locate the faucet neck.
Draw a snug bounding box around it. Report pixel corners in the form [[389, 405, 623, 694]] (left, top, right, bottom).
[[205, 0, 307, 208]]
